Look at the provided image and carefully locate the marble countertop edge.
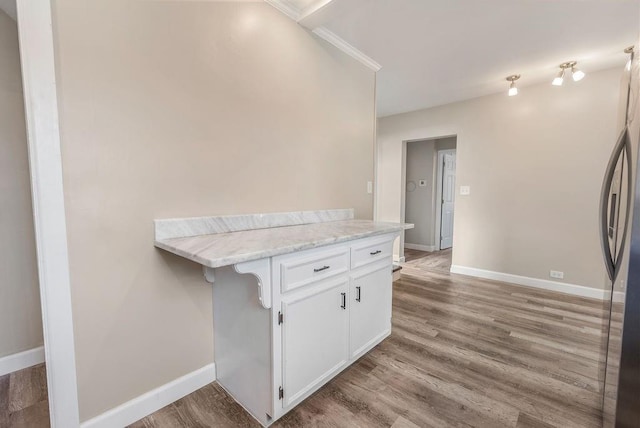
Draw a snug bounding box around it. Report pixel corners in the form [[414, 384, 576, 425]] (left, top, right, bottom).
[[154, 222, 412, 269]]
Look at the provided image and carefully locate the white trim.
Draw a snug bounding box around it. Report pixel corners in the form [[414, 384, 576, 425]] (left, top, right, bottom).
[[297, 0, 333, 22], [450, 265, 607, 300], [373, 72, 378, 221], [81, 363, 216, 428], [435, 149, 456, 251], [612, 290, 626, 303], [399, 140, 408, 262], [394, 256, 406, 263], [264, 0, 300, 20], [0, 346, 45, 377], [16, 1, 80, 427], [404, 243, 437, 252], [311, 27, 382, 72]]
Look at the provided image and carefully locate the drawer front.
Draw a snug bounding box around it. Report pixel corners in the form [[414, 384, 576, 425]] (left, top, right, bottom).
[[350, 235, 394, 269], [279, 247, 350, 293]]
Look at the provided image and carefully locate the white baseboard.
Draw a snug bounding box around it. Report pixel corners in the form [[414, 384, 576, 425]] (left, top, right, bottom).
[[0, 346, 45, 377], [450, 265, 607, 300], [404, 243, 437, 252], [612, 290, 626, 303], [81, 363, 216, 428]]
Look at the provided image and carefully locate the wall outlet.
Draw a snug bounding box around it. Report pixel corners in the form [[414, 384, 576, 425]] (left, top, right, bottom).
[[550, 270, 564, 279], [460, 186, 471, 195], [418, 180, 427, 187], [367, 181, 373, 194]]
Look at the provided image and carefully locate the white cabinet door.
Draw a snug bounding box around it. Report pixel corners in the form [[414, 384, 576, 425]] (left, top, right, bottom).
[[281, 277, 349, 408], [349, 263, 392, 359]]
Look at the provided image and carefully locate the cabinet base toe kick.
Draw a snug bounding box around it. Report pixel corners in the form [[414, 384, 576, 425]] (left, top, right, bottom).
[[210, 233, 398, 426]]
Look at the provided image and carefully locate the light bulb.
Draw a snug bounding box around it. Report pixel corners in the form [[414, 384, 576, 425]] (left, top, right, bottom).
[[552, 69, 565, 86], [572, 67, 585, 81], [506, 75, 520, 96]]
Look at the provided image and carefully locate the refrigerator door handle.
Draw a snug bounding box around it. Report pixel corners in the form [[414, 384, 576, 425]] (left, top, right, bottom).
[[600, 126, 633, 282]]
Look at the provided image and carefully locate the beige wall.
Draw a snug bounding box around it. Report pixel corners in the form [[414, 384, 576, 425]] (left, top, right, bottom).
[[52, 0, 375, 421], [378, 67, 622, 290], [0, 10, 42, 358]]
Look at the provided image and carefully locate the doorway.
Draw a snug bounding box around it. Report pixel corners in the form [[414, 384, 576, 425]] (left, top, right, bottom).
[[401, 136, 457, 272]]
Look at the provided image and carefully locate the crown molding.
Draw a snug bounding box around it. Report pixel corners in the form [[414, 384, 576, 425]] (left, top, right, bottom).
[[264, 0, 300, 20], [297, 0, 333, 22], [264, 0, 382, 72], [312, 27, 382, 72]]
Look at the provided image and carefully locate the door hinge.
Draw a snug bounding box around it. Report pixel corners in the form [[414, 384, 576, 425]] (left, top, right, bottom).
[[278, 311, 283, 325], [279, 386, 284, 400]]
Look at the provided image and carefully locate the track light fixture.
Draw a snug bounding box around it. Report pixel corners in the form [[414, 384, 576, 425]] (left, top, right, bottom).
[[506, 74, 520, 96], [552, 61, 584, 86], [552, 67, 565, 86], [625, 46, 634, 71], [572, 64, 585, 82]]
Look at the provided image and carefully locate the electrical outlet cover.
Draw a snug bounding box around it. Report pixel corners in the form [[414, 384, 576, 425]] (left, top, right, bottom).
[[550, 270, 564, 279]]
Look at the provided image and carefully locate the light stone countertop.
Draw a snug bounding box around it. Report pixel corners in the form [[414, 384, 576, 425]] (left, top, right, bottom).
[[154, 219, 412, 268]]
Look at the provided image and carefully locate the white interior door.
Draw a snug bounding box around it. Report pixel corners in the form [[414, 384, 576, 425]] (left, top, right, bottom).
[[440, 152, 456, 249]]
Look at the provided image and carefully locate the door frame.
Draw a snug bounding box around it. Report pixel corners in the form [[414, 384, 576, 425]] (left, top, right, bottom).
[[400, 135, 457, 260], [16, 1, 80, 427], [434, 149, 456, 251]]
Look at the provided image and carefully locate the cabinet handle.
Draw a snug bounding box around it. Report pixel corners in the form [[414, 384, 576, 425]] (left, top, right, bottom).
[[314, 265, 330, 273], [370, 250, 382, 255], [341, 292, 346, 309], [356, 286, 361, 302]]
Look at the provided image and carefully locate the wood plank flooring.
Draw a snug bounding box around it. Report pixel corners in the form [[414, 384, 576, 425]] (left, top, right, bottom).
[[0, 363, 49, 428], [133, 250, 605, 428], [1, 250, 606, 427], [403, 248, 452, 274]]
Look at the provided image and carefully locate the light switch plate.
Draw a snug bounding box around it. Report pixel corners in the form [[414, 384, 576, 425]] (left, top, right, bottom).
[[367, 181, 373, 194], [550, 270, 564, 279], [460, 186, 471, 195], [418, 180, 427, 187]]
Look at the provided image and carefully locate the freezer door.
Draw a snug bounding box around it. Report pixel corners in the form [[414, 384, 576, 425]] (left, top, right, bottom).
[[600, 127, 632, 283]]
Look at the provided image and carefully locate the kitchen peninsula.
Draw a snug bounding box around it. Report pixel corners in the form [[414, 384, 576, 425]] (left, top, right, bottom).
[[154, 209, 411, 426]]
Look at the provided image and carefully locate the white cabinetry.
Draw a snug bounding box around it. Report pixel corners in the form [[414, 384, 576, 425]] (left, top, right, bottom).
[[211, 232, 397, 426], [281, 277, 349, 407], [349, 262, 392, 359]]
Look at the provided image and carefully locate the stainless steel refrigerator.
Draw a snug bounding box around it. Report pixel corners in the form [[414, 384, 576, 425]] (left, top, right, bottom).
[[600, 47, 640, 428]]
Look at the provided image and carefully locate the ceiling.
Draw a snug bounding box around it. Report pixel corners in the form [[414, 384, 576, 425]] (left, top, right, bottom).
[[3, 0, 636, 117], [0, 0, 15, 20], [279, 0, 640, 117]]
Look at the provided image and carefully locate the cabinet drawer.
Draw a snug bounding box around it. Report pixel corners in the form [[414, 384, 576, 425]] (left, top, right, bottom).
[[350, 235, 394, 269], [279, 247, 350, 293]]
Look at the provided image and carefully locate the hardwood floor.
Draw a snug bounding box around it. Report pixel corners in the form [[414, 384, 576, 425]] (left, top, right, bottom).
[[403, 248, 452, 274], [133, 251, 605, 428], [0, 364, 49, 428], [2, 251, 606, 428]]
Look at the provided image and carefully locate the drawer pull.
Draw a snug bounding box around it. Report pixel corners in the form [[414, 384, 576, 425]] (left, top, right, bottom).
[[313, 265, 330, 273], [356, 286, 361, 302], [341, 292, 346, 309], [370, 250, 382, 255]]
